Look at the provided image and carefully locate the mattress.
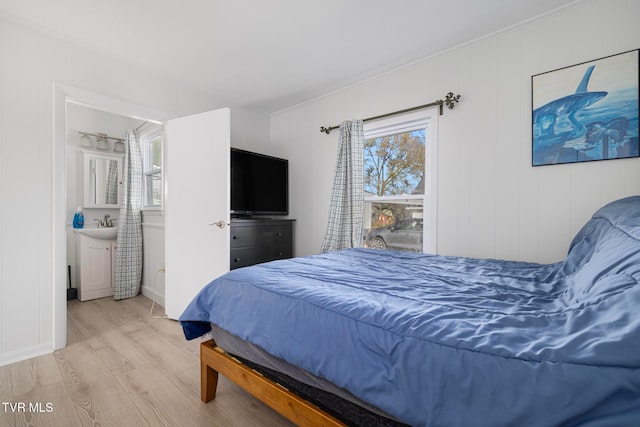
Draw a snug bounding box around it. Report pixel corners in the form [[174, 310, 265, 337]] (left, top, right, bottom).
[[181, 196, 640, 426], [210, 324, 407, 426]]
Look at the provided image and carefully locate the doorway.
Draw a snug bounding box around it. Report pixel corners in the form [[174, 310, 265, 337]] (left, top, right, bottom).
[[66, 103, 143, 302], [53, 84, 175, 350]]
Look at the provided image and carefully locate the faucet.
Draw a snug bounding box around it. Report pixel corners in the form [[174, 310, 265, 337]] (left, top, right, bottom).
[[95, 214, 113, 228]]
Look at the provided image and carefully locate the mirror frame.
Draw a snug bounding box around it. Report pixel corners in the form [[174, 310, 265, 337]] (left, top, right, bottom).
[[83, 151, 124, 208]]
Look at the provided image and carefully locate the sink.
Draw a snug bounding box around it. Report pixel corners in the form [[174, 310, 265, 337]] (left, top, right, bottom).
[[74, 227, 118, 240]]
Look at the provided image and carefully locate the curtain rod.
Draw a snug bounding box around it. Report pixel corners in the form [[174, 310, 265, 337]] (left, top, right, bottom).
[[135, 121, 148, 132], [78, 131, 124, 142], [319, 92, 461, 135]]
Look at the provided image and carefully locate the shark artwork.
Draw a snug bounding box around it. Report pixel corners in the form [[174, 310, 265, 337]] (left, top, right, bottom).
[[532, 50, 639, 166]]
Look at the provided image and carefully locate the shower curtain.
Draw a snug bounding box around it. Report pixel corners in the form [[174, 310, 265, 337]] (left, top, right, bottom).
[[114, 129, 143, 300]]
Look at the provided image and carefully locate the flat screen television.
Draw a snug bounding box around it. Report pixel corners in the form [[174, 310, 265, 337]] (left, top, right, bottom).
[[230, 148, 288, 217]]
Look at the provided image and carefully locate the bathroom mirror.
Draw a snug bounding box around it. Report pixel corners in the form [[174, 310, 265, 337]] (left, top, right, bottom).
[[83, 152, 123, 208]]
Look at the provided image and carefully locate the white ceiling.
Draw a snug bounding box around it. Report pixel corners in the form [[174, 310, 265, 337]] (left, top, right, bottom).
[[0, 0, 580, 113]]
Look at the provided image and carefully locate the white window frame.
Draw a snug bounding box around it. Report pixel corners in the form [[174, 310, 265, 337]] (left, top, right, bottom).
[[141, 128, 163, 210], [363, 108, 438, 253]]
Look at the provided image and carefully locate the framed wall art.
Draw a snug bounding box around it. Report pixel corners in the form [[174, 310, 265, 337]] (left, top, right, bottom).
[[532, 49, 639, 166]]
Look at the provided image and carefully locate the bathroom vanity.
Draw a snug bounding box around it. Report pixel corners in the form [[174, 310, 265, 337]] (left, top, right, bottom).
[[74, 227, 118, 301]]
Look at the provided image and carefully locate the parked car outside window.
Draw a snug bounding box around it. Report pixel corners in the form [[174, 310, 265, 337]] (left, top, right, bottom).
[[366, 218, 423, 252]]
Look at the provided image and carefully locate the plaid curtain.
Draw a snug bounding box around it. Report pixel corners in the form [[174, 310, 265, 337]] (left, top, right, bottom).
[[105, 159, 118, 204], [114, 129, 143, 300], [320, 120, 364, 252]]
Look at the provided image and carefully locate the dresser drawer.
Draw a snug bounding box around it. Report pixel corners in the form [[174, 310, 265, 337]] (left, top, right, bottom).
[[230, 224, 291, 249], [229, 219, 294, 269], [230, 245, 292, 269], [230, 247, 263, 269]]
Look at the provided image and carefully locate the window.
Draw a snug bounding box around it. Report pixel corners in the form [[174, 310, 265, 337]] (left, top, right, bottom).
[[363, 109, 437, 253], [141, 129, 163, 208]]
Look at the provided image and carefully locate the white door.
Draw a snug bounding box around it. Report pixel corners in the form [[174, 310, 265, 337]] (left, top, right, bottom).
[[165, 108, 230, 319]]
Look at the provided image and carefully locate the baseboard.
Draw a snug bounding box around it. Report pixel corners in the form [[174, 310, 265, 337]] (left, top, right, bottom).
[[141, 285, 165, 308], [0, 343, 53, 367]]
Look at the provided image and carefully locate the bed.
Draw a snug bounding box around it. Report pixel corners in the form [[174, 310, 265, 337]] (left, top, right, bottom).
[[180, 196, 640, 426]]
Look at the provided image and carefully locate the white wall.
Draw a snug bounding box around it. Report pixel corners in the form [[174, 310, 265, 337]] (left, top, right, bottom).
[[271, 0, 640, 263], [0, 15, 270, 366]]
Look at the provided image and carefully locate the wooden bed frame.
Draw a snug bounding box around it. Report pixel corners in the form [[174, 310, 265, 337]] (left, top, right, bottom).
[[200, 339, 347, 426]]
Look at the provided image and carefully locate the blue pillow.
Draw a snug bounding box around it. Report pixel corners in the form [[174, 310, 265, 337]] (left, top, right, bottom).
[[562, 196, 640, 304]]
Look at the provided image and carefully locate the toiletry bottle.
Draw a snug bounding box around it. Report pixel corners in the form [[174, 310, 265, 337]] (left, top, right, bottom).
[[73, 207, 85, 229]]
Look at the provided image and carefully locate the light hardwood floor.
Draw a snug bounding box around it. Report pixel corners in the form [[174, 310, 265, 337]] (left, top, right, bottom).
[[0, 295, 294, 427]]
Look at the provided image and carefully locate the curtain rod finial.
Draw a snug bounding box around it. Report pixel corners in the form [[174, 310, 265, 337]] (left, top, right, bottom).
[[320, 126, 332, 134], [444, 92, 461, 109]]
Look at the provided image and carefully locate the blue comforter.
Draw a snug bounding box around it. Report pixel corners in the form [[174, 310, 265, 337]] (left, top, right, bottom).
[[181, 196, 640, 426]]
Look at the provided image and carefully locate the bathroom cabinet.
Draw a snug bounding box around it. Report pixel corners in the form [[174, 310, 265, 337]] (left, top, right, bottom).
[[76, 233, 116, 301], [83, 151, 123, 208]]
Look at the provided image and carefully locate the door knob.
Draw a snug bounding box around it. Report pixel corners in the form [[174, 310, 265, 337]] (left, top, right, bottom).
[[209, 220, 227, 229]]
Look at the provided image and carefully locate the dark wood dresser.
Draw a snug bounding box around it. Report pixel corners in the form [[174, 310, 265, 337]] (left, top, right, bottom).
[[229, 219, 295, 269]]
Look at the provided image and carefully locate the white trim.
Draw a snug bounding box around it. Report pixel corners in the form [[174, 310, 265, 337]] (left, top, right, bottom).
[[363, 110, 429, 139], [141, 130, 164, 209], [365, 194, 424, 202], [61, 85, 172, 124], [425, 109, 439, 254], [142, 207, 164, 214], [142, 223, 165, 230], [53, 83, 176, 351], [0, 343, 52, 367], [142, 207, 163, 213], [139, 126, 163, 140], [141, 285, 165, 308]]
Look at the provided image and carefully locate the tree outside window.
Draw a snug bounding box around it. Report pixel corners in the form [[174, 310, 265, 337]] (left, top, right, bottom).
[[363, 129, 425, 252], [364, 130, 425, 197]]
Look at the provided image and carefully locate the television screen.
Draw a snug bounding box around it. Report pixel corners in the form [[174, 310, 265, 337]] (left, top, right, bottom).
[[230, 148, 288, 216]]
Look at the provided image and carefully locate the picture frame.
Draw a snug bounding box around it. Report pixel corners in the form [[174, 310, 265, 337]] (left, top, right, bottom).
[[532, 49, 639, 166]]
